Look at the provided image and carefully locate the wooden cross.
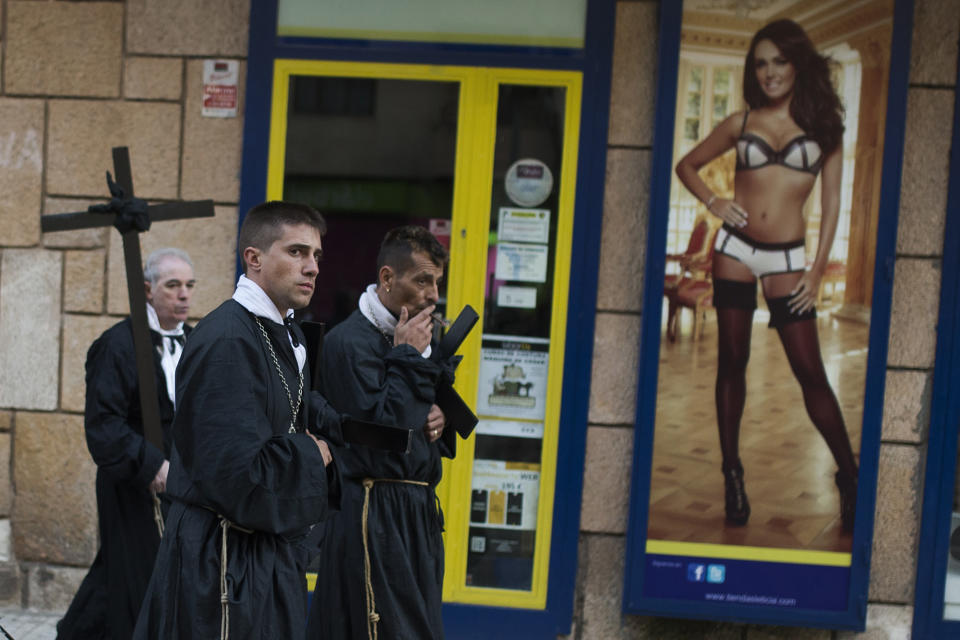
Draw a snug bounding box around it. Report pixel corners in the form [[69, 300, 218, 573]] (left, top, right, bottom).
[[41, 147, 215, 450]]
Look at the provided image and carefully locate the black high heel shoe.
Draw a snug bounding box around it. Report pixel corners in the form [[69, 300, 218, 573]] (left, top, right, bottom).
[[723, 463, 750, 526], [835, 471, 857, 533]]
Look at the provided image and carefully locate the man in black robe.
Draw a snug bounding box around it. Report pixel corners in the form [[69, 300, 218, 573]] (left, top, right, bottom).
[[58, 248, 196, 640], [134, 202, 341, 639], [308, 225, 455, 640]]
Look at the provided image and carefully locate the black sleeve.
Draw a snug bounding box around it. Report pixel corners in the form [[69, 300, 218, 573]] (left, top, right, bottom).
[[174, 332, 332, 536], [323, 334, 442, 431], [306, 391, 344, 445], [83, 333, 165, 487]]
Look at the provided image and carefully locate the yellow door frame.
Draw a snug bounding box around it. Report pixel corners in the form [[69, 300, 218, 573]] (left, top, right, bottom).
[[268, 59, 581, 610]]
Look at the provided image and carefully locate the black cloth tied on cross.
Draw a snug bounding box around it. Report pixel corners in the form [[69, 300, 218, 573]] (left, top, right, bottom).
[[87, 171, 151, 234]]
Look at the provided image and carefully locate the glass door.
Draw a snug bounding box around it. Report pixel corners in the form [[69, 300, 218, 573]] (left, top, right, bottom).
[[443, 76, 579, 610], [267, 61, 581, 610], [273, 66, 464, 325]]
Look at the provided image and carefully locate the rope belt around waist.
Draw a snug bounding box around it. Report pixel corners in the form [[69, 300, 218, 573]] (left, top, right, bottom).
[[151, 492, 165, 538], [164, 495, 255, 640], [361, 477, 430, 640], [198, 505, 254, 640]]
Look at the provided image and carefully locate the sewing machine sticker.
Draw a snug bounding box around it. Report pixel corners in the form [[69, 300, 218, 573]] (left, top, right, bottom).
[[476, 335, 549, 421]]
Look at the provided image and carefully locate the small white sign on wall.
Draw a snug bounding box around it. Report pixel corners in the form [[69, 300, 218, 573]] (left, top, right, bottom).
[[494, 243, 548, 283], [202, 60, 239, 118], [496, 286, 537, 309]]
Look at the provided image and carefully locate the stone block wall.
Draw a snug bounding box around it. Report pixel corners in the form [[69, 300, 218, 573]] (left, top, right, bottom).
[[570, 1, 959, 638], [0, 0, 249, 609]]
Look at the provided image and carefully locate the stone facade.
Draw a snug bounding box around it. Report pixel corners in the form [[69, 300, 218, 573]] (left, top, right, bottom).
[[63, 249, 106, 314], [12, 413, 97, 567], [0, 0, 248, 612], [5, 2, 123, 98], [125, 0, 249, 57], [0, 0, 954, 637], [597, 149, 650, 312], [0, 250, 62, 411], [47, 100, 182, 199], [123, 57, 183, 101], [0, 98, 44, 247]]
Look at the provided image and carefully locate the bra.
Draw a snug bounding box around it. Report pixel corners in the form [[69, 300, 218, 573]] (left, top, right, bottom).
[[735, 111, 823, 175]]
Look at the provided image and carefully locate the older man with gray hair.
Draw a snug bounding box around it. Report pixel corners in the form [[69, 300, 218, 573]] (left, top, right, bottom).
[[57, 248, 196, 640]]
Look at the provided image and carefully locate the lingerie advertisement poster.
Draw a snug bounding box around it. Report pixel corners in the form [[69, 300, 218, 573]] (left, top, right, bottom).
[[623, 0, 910, 629]]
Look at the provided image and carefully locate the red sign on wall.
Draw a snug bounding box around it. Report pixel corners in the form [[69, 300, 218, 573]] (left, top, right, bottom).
[[202, 60, 239, 118]]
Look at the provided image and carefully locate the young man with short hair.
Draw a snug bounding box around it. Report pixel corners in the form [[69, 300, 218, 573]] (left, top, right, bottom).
[[134, 202, 341, 639]]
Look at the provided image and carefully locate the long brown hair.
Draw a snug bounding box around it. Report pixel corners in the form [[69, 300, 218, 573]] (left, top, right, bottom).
[[742, 19, 845, 154]]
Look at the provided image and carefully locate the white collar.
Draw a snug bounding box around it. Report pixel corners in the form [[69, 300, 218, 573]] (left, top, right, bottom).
[[359, 283, 397, 335], [358, 284, 431, 358], [232, 274, 293, 325], [146, 303, 184, 408], [233, 274, 306, 372], [146, 303, 184, 336]]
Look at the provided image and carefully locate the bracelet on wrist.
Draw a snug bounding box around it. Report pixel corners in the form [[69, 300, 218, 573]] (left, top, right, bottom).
[[705, 194, 717, 210]]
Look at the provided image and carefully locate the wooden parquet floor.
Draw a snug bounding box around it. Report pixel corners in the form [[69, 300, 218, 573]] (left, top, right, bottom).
[[648, 304, 867, 553]]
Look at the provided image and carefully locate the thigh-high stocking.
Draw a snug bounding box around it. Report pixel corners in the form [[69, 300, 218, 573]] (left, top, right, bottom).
[[715, 307, 754, 471], [775, 319, 858, 479]]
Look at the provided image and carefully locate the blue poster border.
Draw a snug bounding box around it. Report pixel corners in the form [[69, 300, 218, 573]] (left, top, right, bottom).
[[623, 0, 914, 630], [911, 42, 960, 640]]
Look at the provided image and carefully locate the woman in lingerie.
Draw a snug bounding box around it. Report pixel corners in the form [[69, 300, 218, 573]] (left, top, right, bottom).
[[675, 18, 859, 532]]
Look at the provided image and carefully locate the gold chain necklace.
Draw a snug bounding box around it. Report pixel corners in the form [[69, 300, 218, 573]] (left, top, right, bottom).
[[254, 317, 304, 434]]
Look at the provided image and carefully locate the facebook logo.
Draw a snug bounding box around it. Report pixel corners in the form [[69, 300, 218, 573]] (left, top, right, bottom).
[[707, 564, 726, 584], [687, 563, 706, 582]]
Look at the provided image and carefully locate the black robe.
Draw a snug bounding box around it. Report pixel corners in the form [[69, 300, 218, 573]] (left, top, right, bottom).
[[307, 309, 455, 640], [58, 318, 188, 640], [133, 300, 341, 640]]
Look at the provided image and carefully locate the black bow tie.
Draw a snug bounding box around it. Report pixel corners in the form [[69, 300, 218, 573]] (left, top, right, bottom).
[[164, 334, 185, 354], [283, 317, 300, 347]]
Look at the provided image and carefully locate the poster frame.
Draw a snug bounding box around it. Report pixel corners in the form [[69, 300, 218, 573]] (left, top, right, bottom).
[[622, 0, 914, 629]]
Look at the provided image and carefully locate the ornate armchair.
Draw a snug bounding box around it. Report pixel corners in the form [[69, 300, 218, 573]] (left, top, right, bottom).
[[668, 279, 714, 341], [664, 216, 720, 342], [664, 215, 713, 295]]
